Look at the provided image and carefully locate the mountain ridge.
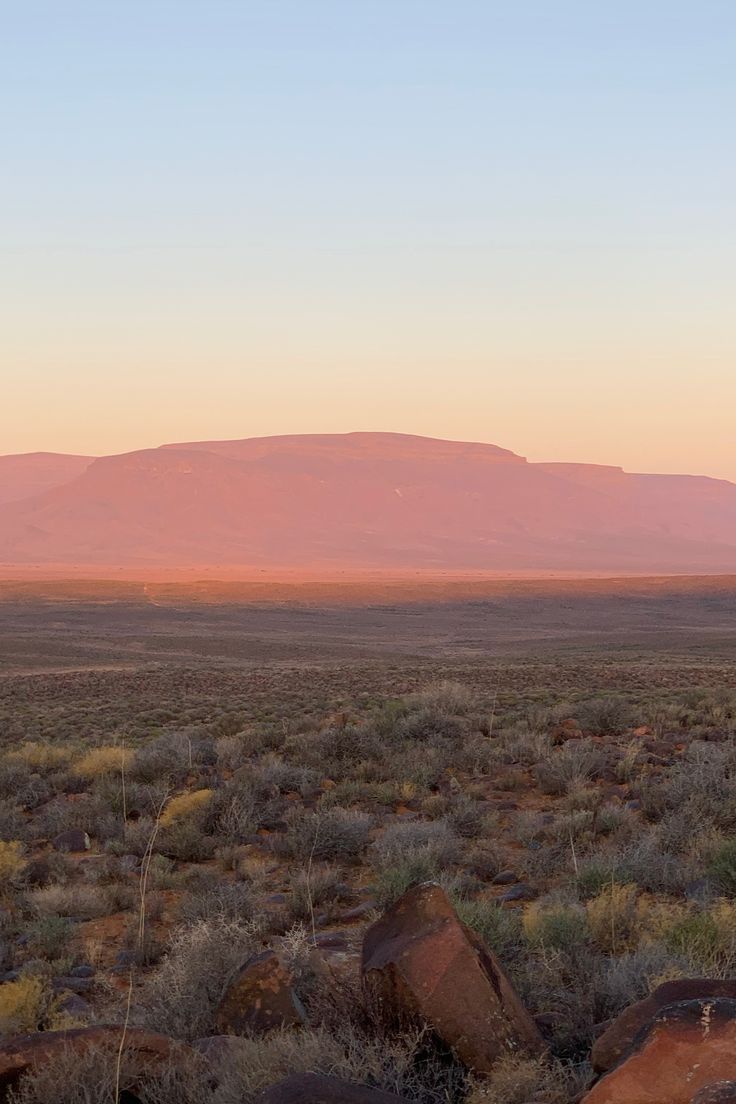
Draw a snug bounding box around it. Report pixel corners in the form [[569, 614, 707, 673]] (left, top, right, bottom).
[[1, 432, 735, 571]]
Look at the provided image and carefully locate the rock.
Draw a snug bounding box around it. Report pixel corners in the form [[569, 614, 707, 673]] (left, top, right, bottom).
[[70, 964, 96, 979], [492, 871, 518, 886], [52, 828, 90, 853], [0, 1026, 192, 1093], [341, 901, 378, 921], [361, 882, 544, 1073], [551, 719, 583, 745], [499, 883, 536, 904], [215, 949, 306, 1036], [592, 979, 736, 1073], [193, 1033, 253, 1071], [51, 976, 94, 995], [255, 1073, 410, 1104], [23, 859, 52, 887], [583, 999, 736, 1104], [55, 992, 93, 1019], [692, 1085, 736, 1104]]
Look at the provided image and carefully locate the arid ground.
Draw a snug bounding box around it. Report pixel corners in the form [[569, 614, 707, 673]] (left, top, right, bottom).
[[1, 576, 736, 1104]]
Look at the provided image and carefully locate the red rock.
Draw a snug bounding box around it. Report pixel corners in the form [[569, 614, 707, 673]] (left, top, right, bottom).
[[361, 882, 544, 1073], [255, 1073, 409, 1104], [592, 980, 736, 1073], [215, 949, 306, 1035], [551, 719, 583, 744], [0, 1026, 191, 1093], [583, 999, 736, 1104]]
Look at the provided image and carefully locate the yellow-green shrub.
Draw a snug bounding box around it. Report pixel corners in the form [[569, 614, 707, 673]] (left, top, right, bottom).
[[73, 746, 132, 779], [586, 882, 639, 952], [8, 742, 71, 772], [0, 840, 27, 884], [0, 976, 48, 1035], [160, 789, 213, 827]]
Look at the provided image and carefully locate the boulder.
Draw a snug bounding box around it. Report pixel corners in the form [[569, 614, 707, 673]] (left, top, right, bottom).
[[551, 719, 583, 745], [583, 999, 736, 1104], [215, 949, 306, 1036], [0, 1026, 191, 1094], [691, 1086, 736, 1104], [592, 980, 736, 1073], [52, 828, 90, 853], [255, 1073, 410, 1104], [361, 882, 544, 1073]]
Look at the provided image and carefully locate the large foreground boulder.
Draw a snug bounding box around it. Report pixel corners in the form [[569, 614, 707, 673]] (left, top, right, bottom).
[[583, 999, 736, 1104], [361, 882, 544, 1073], [215, 949, 306, 1035], [0, 1026, 190, 1095], [592, 980, 736, 1073], [255, 1073, 410, 1104]]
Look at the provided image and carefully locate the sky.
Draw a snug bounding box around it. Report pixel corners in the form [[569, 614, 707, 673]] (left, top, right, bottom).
[[2, 1, 735, 478]]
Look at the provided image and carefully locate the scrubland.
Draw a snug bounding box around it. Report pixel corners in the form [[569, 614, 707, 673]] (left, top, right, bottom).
[[0, 589, 735, 1102]]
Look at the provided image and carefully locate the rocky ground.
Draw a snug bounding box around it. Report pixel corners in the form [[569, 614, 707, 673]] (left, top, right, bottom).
[[1, 606, 736, 1102]]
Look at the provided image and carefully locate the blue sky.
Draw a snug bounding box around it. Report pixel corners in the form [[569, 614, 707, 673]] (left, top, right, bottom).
[[2, 2, 735, 476]]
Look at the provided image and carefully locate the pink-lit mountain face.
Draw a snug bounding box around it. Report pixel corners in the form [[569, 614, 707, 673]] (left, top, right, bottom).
[[1, 433, 735, 571]]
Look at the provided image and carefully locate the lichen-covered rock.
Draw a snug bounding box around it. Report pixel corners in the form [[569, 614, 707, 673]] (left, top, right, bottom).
[[583, 999, 736, 1104], [361, 882, 544, 1073], [592, 980, 736, 1073], [215, 949, 306, 1036]]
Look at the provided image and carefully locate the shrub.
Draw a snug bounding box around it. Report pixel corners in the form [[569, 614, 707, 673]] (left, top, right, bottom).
[[160, 789, 213, 827], [279, 807, 372, 863], [659, 900, 736, 974], [178, 874, 256, 924], [465, 1052, 580, 1104], [408, 681, 473, 715], [7, 742, 71, 773], [456, 898, 524, 962], [7, 1038, 211, 1104], [73, 746, 131, 779], [708, 839, 736, 894], [534, 740, 609, 796], [523, 900, 590, 952], [585, 883, 639, 953], [28, 884, 113, 920], [0, 840, 27, 885], [0, 975, 48, 1035], [136, 916, 262, 1039], [289, 865, 351, 921], [25, 915, 74, 960], [373, 819, 460, 867], [576, 696, 634, 737]]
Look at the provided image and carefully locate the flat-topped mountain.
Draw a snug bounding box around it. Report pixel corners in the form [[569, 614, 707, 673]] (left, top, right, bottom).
[[1, 432, 735, 571]]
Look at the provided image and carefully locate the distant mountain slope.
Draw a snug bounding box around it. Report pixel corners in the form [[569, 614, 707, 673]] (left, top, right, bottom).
[[0, 433, 735, 571], [0, 452, 94, 505]]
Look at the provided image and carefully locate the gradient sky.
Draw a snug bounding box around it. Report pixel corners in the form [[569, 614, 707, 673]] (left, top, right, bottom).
[[2, 2, 735, 477]]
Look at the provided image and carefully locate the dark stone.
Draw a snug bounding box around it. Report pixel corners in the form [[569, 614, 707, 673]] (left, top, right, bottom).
[[341, 901, 378, 921], [70, 964, 96, 979], [492, 870, 518, 886], [500, 883, 536, 903], [52, 829, 90, 853], [255, 1073, 410, 1104]]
